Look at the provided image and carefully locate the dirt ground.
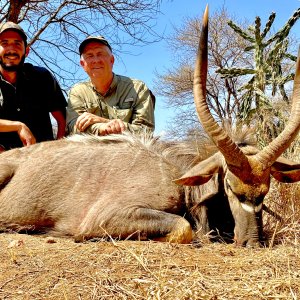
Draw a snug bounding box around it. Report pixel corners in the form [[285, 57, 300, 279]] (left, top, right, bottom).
[[0, 233, 299, 300]]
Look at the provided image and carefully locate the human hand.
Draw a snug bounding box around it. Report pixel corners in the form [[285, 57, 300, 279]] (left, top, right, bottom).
[[17, 123, 36, 146], [76, 112, 109, 132], [100, 119, 126, 135]]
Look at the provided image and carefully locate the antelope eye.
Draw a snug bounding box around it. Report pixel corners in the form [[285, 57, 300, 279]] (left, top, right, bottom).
[[238, 194, 247, 203], [255, 195, 265, 206]]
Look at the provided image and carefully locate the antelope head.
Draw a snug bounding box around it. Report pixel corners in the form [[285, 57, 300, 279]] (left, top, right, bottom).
[[175, 6, 300, 247]]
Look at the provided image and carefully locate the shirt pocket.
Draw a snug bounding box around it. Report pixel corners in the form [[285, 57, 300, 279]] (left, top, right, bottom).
[[84, 101, 101, 114], [112, 107, 133, 122]]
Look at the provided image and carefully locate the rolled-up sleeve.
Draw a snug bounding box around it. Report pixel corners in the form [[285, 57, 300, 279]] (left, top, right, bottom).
[[127, 82, 155, 133], [67, 83, 103, 135], [66, 85, 83, 134]]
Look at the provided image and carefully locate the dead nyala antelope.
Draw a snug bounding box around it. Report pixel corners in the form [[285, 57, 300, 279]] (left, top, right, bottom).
[[0, 6, 299, 247]]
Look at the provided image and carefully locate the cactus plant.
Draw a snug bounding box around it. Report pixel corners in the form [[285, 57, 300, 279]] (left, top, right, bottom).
[[216, 8, 300, 124]]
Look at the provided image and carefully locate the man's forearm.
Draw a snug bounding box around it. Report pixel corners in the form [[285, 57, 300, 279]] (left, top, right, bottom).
[[0, 119, 27, 132], [51, 110, 66, 139]]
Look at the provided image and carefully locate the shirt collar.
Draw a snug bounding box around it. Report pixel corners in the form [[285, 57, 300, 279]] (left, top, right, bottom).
[[90, 73, 118, 97], [0, 64, 29, 84]]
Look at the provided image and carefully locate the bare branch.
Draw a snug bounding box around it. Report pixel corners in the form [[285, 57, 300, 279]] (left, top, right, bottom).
[[0, 0, 162, 90], [154, 7, 250, 138]]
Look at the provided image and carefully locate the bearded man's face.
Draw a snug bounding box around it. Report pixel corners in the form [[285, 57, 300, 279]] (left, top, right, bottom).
[[0, 30, 27, 72]]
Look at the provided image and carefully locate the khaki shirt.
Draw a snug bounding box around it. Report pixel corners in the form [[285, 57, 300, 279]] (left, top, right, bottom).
[[66, 74, 155, 135]]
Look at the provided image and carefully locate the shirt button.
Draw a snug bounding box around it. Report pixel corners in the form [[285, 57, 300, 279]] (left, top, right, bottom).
[[17, 108, 20, 111]]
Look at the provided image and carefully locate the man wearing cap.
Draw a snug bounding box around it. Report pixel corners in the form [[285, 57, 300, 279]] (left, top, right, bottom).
[[66, 36, 155, 136], [0, 21, 67, 150]]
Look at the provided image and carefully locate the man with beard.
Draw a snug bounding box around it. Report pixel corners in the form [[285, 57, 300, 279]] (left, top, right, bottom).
[[0, 22, 67, 151]]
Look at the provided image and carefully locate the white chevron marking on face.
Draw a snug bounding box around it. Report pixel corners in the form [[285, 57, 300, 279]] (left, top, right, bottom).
[[241, 202, 263, 213]]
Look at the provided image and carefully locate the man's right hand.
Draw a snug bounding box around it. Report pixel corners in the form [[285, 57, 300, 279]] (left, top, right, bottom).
[[0, 119, 36, 147]]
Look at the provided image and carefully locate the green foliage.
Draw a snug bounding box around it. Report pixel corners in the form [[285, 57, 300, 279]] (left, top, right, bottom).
[[216, 8, 300, 128]]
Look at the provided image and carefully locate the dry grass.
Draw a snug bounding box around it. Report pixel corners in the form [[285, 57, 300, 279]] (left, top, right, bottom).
[[0, 185, 299, 300], [264, 182, 300, 247], [0, 232, 299, 300], [0, 179, 299, 299], [262, 138, 300, 248]]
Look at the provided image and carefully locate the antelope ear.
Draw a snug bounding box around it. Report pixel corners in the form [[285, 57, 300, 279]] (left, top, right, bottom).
[[271, 156, 300, 183], [174, 152, 222, 186]]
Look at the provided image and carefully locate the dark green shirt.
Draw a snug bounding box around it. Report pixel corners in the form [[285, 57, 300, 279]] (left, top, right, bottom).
[[0, 63, 67, 150]]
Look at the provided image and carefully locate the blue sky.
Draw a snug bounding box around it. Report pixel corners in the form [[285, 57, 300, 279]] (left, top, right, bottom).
[[112, 0, 300, 135]]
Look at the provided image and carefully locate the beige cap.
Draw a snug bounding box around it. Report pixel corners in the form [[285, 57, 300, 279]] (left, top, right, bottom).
[[0, 22, 27, 44]]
